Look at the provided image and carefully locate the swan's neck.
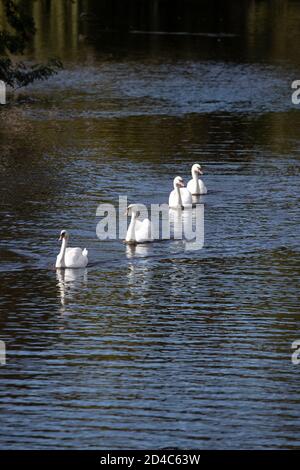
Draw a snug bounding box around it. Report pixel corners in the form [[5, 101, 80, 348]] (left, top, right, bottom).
[[192, 171, 200, 191], [126, 213, 137, 242], [57, 237, 68, 267], [176, 185, 183, 207]]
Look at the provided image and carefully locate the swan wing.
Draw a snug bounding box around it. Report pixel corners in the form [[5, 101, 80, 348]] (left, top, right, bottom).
[[187, 179, 196, 194], [180, 188, 192, 206], [187, 178, 207, 195], [65, 247, 88, 268], [135, 218, 153, 243], [134, 219, 144, 231], [199, 179, 207, 194]]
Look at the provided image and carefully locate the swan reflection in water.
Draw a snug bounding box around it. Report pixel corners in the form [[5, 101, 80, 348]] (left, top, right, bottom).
[[125, 243, 151, 259], [56, 268, 88, 309], [169, 202, 204, 250], [125, 244, 153, 300], [125, 201, 205, 258]]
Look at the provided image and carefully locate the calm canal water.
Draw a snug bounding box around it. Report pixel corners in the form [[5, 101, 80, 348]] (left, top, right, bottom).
[[0, 0, 300, 449]]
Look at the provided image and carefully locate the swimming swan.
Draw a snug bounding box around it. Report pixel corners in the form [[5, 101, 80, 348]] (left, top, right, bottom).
[[187, 163, 207, 195], [56, 230, 88, 268], [125, 204, 153, 244], [169, 176, 192, 209]]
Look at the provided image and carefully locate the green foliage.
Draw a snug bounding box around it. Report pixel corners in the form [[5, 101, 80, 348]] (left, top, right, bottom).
[[0, 55, 63, 88], [0, 0, 62, 88]]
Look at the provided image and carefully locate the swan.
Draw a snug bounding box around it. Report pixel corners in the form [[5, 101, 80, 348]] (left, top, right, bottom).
[[125, 204, 153, 244], [55, 230, 88, 268], [187, 163, 207, 195], [169, 176, 192, 209]]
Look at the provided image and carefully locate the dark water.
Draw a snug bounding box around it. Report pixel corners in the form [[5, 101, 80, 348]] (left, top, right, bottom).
[[0, 0, 300, 449]]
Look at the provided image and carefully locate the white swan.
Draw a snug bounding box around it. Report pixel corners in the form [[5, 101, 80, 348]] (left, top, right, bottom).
[[169, 176, 192, 209], [125, 204, 153, 244], [187, 163, 207, 195], [56, 230, 88, 268]]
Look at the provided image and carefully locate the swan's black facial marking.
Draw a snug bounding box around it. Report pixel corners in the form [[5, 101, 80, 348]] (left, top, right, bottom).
[[127, 206, 140, 217], [59, 230, 67, 241]]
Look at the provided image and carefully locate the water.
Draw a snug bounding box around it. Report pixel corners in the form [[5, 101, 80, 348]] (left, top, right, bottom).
[[0, 0, 300, 449]]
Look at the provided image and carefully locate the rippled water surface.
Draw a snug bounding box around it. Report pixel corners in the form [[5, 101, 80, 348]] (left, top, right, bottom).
[[1, 0, 300, 450]]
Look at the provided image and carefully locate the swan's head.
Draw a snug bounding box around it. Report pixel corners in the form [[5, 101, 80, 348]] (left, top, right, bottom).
[[173, 176, 185, 189], [192, 163, 203, 176], [125, 204, 140, 217], [59, 229, 69, 241]]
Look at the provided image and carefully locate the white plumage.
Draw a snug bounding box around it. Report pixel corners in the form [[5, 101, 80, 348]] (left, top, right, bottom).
[[187, 163, 207, 195], [169, 176, 192, 209], [56, 230, 88, 268], [125, 204, 153, 244]]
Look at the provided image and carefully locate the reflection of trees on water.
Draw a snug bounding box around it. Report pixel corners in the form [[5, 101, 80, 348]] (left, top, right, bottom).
[[0, 1, 298, 65], [0, 106, 70, 228]]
